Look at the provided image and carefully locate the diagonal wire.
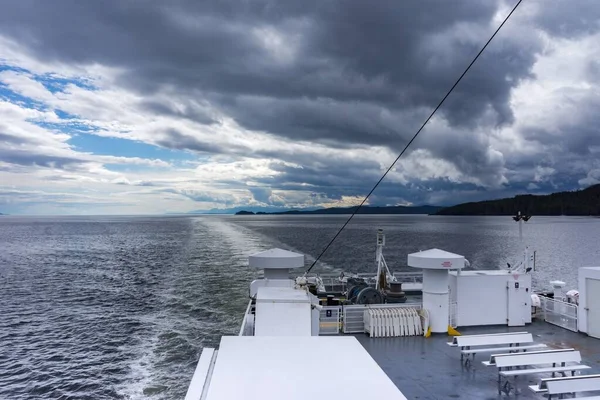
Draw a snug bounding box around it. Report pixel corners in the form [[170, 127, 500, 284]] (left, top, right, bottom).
[[306, 0, 524, 273]]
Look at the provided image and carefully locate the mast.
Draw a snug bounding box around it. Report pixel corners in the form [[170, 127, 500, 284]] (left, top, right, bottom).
[[375, 229, 388, 290]]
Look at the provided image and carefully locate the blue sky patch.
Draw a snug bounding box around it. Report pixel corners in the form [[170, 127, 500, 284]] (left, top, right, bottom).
[[0, 82, 46, 110], [69, 133, 196, 163], [35, 74, 96, 93], [0, 64, 28, 74]]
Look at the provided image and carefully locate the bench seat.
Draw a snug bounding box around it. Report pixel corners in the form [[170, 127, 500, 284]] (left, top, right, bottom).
[[447, 331, 528, 346], [528, 384, 547, 393], [530, 373, 600, 399], [492, 349, 585, 395], [528, 384, 600, 400], [462, 343, 546, 356], [501, 364, 590, 377]]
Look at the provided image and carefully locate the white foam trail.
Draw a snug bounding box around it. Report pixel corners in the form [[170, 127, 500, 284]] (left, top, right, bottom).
[[114, 334, 158, 400], [195, 217, 267, 256], [196, 216, 338, 271]]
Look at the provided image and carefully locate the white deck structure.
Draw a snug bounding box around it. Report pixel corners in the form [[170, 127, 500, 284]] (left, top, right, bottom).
[[578, 266, 600, 338], [408, 248, 464, 333], [201, 336, 407, 400], [255, 286, 315, 336], [184, 236, 600, 400], [185, 247, 409, 400]]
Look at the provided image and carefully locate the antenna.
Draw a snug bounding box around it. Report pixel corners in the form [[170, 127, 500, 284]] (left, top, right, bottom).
[[511, 210, 535, 274]]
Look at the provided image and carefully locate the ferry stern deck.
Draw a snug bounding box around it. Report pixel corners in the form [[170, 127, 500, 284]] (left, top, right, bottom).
[[353, 319, 600, 400]]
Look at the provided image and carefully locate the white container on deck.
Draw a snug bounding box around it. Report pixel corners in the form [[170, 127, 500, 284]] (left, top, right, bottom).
[[249, 248, 320, 336], [254, 286, 313, 336], [448, 270, 531, 327], [578, 267, 600, 338], [408, 249, 464, 333]]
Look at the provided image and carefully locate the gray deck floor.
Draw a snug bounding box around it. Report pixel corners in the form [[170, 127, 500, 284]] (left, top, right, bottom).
[[354, 319, 600, 400]]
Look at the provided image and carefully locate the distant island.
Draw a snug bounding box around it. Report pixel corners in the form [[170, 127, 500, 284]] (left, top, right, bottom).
[[436, 184, 600, 216], [234, 210, 255, 215], [234, 205, 442, 215]]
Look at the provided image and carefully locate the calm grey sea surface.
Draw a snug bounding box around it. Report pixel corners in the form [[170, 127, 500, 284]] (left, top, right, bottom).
[[1, 214, 599, 399]]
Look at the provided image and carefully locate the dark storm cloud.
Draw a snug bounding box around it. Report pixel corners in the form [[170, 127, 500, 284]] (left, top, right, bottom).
[[217, 96, 427, 146], [154, 129, 244, 155], [247, 159, 395, 203], [0, 148, 82, 169], [2, 0, 600, 207], [0, 0, 535, 139], [525, 100, 600, 157], [248, 187, 272, 204], [139, 100, 217, 126], [532, 0, 600, 38], [0, 132, 33, 145]]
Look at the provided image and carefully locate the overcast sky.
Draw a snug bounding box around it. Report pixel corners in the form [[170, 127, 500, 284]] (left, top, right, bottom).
[[1, 0, 599, 214]]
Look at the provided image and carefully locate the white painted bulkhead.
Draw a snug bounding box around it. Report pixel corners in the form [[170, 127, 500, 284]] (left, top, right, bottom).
[[449, 270, 531, 327], [254, 286, 314, 336], [578, 267, 600, 338]]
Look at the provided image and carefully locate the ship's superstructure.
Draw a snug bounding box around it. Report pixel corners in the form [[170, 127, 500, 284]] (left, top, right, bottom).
[[184, 230, 600, 399]]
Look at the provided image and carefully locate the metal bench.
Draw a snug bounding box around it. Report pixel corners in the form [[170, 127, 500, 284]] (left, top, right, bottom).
[[447, 331, 528, 347], [493, 350, 589, 395], [482, 348, 575, 366], [453, 332, 544, 366], [528, 374, 600, 399]]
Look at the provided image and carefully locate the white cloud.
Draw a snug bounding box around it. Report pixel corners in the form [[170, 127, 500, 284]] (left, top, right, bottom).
[[2, 3, 600, 214], [579, 169, 600, 187], [0, 69, 55, 101]]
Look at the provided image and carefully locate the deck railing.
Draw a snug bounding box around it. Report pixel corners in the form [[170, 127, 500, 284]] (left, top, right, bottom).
[[319, 306, 342, 335], [392, 271, 423, 284], [308, 271, 423, 293], [238, 301, 255, 336], [449, 301, 458, 328], [540, 296, 578, 332]]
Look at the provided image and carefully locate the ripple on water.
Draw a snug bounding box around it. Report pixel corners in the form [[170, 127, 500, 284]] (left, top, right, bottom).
[[1, 215, 599, 399]]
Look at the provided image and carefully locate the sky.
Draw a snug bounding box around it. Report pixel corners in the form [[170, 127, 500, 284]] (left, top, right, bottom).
[[0, 0, 599, 215]]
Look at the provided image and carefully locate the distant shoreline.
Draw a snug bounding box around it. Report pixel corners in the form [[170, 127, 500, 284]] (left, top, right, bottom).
[[234, 205, 442, 216], [231, 212, 600, 217], [436, 184, 600, 216]]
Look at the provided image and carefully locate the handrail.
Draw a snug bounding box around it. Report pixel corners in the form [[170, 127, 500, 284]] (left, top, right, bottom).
[[238, 300, 254, 336], [540, 295, 578, 332]]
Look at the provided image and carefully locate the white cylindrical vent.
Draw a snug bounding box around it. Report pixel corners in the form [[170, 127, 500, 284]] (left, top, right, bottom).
[[249, 248, 304, 281], [263, 269, 290, 280], [407, 248, 464, 334], [550, 280, 566, 300], [422, 269, 449, 333], [422, 269, 449, 294]]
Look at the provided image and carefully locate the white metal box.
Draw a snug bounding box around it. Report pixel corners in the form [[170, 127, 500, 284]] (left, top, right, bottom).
[[254, 286, 312, 336], [578, 266, 600, 338], [449, 270, 532, 327]]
